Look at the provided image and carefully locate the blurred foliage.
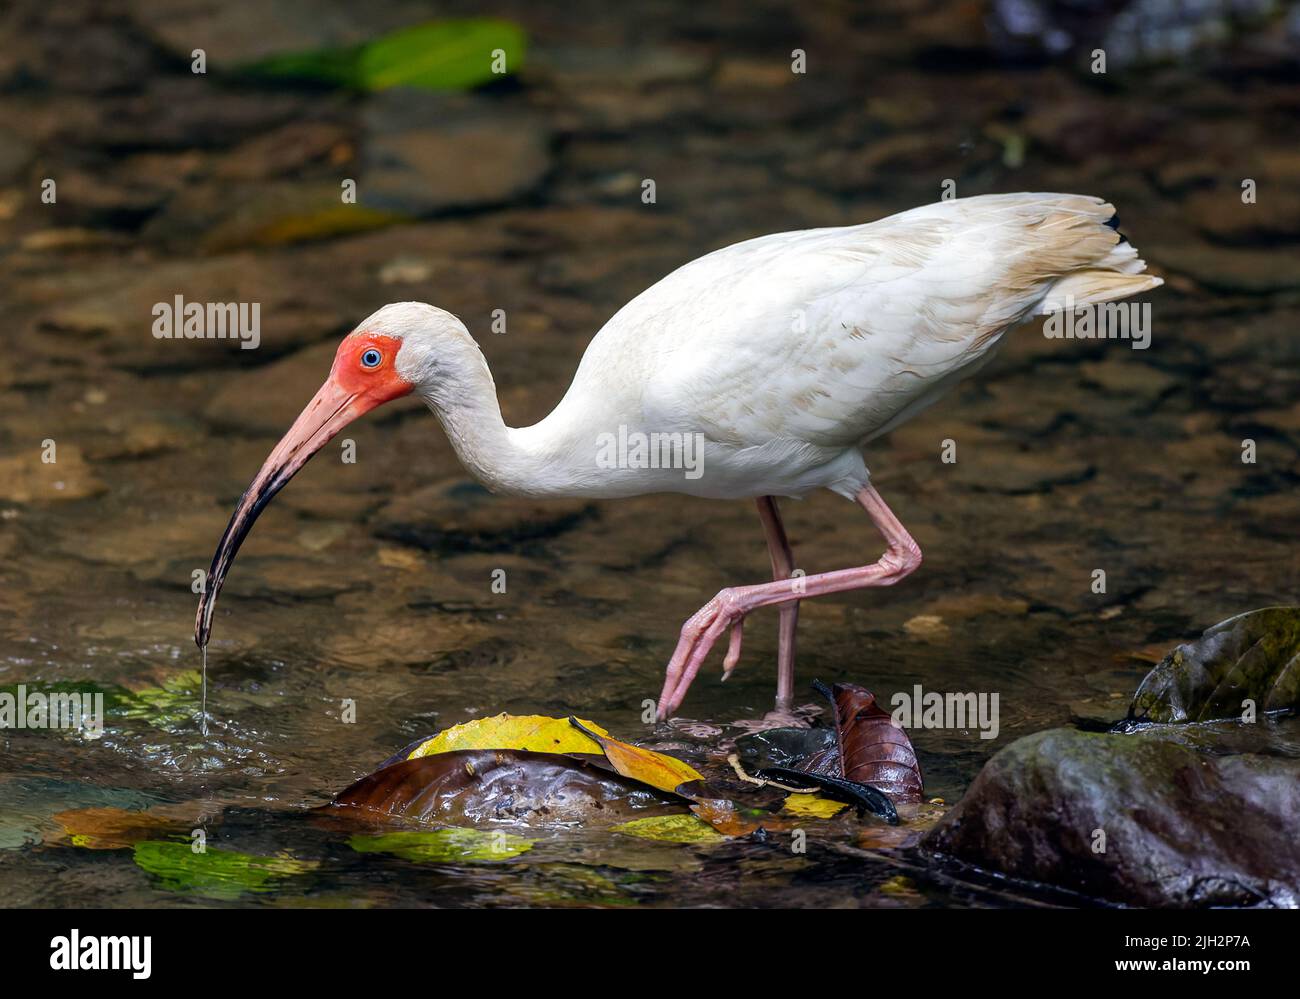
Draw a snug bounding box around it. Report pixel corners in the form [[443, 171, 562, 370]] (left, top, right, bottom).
[[241, 19, 526, 91]]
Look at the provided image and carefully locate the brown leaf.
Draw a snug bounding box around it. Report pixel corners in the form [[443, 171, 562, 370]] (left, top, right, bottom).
[[689, 798, 802, 838], [817, 680, 923, 803], [326, 749, 682, 827], [52, 807, 186, 850]]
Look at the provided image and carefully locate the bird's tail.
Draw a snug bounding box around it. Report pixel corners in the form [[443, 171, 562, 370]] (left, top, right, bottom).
[[1032, 198, 1163, 314]]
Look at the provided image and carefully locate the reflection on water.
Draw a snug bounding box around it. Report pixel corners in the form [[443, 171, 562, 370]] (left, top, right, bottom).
[[1, 0, 1298, 906]]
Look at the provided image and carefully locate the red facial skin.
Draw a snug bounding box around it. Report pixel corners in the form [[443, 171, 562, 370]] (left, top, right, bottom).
[[195, 332, 413, 647], [330, 333, 414, 408]]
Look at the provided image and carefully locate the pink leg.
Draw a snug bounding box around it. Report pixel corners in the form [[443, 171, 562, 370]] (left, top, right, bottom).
[[656, 483, 921, 720], [754, 496, 799, 712]]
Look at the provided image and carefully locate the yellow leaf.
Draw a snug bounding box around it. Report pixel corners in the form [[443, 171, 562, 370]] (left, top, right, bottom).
[[407, 713, 609, 759], [613, 814, 724, 844], [780, 794, 848, 818], [568, 718, 704, 795]]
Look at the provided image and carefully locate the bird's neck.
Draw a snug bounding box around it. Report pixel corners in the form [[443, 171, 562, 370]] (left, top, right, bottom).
[[417, 335, 578, 497]]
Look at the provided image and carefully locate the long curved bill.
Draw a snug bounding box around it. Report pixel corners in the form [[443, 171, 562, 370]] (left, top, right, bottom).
[[194, 377, 375, 648]]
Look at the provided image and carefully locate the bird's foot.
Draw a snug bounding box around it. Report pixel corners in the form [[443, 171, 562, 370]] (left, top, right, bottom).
[[656, 587, 751, 720], [730, 702, 824, 733]]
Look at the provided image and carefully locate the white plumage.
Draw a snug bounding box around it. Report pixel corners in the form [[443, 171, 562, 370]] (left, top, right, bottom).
[[387, 192, 1161, 500]]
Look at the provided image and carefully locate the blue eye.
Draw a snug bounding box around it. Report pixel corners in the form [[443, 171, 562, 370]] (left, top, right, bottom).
[[360, 348, 382, 368]]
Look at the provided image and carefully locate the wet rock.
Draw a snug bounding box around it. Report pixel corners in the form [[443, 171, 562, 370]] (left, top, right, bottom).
[[0, 126, 34, 184], [0, 445, 106, 503], [0, 10, 158, 95], [78, 78, 306, 151], [57, 509, 232, 568], [372, 478, 595, 554], [81, 411, 203, 460], [202, 340, 337, 435], [35, 255, 349, 369], [42, 166, 168, 230], [1184, 185, 1300, 246], [213, 121, 354, 182], [530, 46, 710, 130], [943, 444, 1093, 494], [1127, 607, 1300, 724], [1078, 359, 1178, 398], [125, 0, 380, 65], [360, 92, 551, 217], [923, 720, 1300, 907], [1150, 236, 1300, 295]]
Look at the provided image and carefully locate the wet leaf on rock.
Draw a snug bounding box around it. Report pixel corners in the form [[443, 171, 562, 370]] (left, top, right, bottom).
[[1126, 607, 1300, 724]]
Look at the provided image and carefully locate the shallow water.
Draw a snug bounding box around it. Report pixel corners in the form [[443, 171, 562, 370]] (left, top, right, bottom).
[[1, 0, 1298, 907]]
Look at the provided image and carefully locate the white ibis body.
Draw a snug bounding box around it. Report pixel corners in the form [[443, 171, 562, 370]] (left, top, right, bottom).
[[196, 192, 1161, 719]]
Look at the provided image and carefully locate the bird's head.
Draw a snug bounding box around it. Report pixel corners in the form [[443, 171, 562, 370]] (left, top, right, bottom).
[[194, 302, 467, 648]]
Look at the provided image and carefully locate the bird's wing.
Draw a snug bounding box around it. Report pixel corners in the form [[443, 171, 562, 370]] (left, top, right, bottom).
[[612, 193, 1161, 449]]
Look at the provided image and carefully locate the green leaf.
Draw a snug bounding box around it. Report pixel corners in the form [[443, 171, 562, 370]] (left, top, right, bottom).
[[613, 814, 725, 844], [348, 827, 533, 863], [132, 841, 317, 899], [242, 19, 526, 92], [114, 670, 202, 730]]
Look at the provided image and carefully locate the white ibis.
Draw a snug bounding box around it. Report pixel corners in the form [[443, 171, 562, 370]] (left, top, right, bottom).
[[196, 192, 1160, 721]]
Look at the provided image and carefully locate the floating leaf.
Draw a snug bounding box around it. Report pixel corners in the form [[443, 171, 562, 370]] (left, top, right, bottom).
[[133, 841, 317, 900], [1126, 607, 1300, 724], [613, 814, 724, 844], [405, 713, 608, 760], [242, 19, 527, 92], [568, 717, 705, 795], [348, 828, 532, 862]]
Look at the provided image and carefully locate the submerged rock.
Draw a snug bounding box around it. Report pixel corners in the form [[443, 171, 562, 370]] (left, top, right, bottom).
[[923, 720, 1300, 907]]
